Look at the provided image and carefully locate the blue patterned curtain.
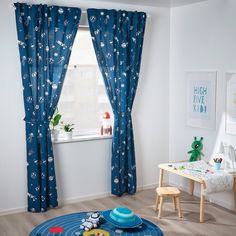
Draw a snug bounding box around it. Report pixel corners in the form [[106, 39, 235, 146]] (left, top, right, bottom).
[[15, 3, 81, 212], [88, 9, 146, 195]]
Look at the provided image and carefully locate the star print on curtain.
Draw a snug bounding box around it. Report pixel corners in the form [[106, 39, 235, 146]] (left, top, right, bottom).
[[14, 3, 81, 212], [88, 9, 146, 195]]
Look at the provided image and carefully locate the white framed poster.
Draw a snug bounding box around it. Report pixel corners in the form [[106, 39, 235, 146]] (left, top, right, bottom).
[[186, 71, 217, 130], [226, 72, 236, 134]]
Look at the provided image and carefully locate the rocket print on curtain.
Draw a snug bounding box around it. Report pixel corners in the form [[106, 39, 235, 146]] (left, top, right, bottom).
[[187, 72, 217, 130], [14, 3, 81, 212], [88, 9, 146, 196]]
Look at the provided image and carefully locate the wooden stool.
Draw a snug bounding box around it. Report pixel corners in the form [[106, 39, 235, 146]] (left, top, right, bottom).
[[155, 186, 183, 219]]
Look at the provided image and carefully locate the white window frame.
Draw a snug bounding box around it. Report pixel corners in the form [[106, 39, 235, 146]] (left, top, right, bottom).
[[53, 26, 113, 143]]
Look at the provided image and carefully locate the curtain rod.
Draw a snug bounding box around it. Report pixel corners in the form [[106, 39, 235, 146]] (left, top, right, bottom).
[[81, 9, 151, 17], [10, 4, 150, 17]]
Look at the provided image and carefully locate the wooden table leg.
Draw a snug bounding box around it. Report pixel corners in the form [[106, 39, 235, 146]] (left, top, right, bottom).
[[189, 179, 194, 196], [200, 183, 205, 223], [172, 196, 177, 211], [234, 177, 236, 214], [159, 169, 164, 187]]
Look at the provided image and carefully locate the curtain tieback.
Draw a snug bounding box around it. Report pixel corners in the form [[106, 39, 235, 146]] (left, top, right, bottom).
[[114, 111, 132, 117], [24, 117, 50, 126]]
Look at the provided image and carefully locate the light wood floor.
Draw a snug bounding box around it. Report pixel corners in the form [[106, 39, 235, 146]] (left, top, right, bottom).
[[0, 188, 236, 236]]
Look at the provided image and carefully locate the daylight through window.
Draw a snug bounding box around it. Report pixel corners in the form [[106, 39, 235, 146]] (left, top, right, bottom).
[[58, 28, 113, 136]]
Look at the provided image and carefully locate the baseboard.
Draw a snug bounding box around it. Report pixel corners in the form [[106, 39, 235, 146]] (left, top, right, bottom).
[[169, 180, 235, 211], [0, 206, 27, 217], [138, 183, 157, 190], [137, 182, 168, 190], [60, 183, 164, 205], [207, 195, 234, 211], [59, 191, 112, 205], [0, 183, 163, 216]]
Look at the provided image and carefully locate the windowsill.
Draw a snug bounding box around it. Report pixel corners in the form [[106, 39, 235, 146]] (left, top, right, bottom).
[[52, 134, 112, 144]]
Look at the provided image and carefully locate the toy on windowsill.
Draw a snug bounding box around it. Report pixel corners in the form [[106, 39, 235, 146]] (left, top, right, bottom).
[[188, 137, 204, 162], [80, 212, 101, 231], [101, 112, 112, 136]]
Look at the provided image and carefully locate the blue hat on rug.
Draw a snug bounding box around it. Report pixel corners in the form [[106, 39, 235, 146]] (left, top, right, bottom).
[[102, 207, 143, 228]]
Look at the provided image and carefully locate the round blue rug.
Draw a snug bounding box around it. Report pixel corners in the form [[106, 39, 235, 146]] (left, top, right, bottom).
[[30, 211, 164, 236]]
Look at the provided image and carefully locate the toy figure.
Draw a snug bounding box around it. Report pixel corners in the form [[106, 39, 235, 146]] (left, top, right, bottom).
[[188, 137, 204, 162], [80, 212, 101, 231]]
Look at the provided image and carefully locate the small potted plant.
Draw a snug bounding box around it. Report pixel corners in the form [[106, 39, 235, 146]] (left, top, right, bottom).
[[213, 157, 222, 170], [50, 109, 62, 140], [63, 123, 74, 139]]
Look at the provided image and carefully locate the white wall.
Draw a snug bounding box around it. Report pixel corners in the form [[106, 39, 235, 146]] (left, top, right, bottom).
[[0, 0, 170, 214], [169, 0, 236, 210], [2, 0, 235, 216], [53, 139, 112, 203]]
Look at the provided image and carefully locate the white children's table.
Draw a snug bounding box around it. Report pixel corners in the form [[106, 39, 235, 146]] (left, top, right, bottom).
[[158, 161, 236, 223]]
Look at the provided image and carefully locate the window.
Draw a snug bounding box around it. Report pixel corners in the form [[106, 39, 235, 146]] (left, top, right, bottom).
[[58, 28, 113, 136]]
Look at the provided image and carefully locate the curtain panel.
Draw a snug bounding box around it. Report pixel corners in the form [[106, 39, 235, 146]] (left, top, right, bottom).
[[15, 2, 81, 212], [88, 8, 146, 196]]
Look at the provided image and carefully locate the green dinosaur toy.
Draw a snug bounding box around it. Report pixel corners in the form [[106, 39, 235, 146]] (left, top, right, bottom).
[[188, 137, 204, 162]]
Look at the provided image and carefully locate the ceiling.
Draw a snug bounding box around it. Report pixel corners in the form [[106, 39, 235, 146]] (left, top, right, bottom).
[[89, 0, 207, 8]]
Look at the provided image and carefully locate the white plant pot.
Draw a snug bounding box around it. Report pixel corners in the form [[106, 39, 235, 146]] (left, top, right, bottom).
[[51, 129, 60, 141], [64, 131, 73, 139]]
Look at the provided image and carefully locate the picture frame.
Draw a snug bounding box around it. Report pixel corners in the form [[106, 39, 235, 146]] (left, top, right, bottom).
[[226, 72, 236, 135], [186, 71, 217, 130]]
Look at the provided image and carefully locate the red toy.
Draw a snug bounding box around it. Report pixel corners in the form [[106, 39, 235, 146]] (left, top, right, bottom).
[[101, 112, 112, 136]]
